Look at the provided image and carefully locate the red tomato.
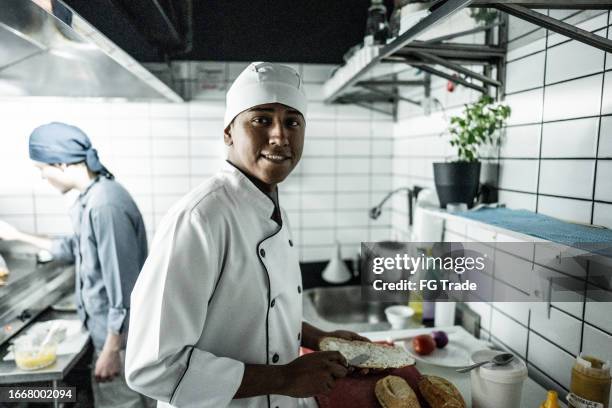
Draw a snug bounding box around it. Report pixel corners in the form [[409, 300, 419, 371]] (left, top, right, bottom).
[[412, 335, 436, 356]]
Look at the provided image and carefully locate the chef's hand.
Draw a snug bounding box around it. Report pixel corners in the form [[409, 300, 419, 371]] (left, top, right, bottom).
[[321, 330, 383, 376], [280, 351, 348, 397], [0, 221, 20, 241], [94, 349, 121, 382]]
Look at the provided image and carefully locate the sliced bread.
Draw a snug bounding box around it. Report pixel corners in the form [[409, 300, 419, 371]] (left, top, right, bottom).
[[319, 337, 415, 369]]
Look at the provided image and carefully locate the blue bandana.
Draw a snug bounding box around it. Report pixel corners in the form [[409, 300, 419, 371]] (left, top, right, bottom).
[[29, 122, 113, 178]]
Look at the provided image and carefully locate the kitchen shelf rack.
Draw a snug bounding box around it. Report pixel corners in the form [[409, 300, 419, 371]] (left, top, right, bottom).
[[324, 0, 612, 117]]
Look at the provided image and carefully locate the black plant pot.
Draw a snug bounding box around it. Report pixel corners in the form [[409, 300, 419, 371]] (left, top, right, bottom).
[[433, 162, 481, 209]]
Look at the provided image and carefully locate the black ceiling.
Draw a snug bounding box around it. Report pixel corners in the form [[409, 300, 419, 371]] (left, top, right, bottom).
[[63, 0, 395, 64]]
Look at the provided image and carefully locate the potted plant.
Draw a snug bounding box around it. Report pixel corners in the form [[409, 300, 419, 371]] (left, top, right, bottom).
[[469, 8, 499, 25], [433, 95, 511, 209]]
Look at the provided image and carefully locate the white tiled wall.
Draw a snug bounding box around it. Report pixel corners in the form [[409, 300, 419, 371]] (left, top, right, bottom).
[[391, 11, 612, 230], [0, 63, 394, 263], [390, 10, 612, 401], [439, 216, 611, 404]]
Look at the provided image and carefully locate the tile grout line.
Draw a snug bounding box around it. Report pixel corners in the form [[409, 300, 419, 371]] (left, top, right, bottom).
[[581, 10, 610, 353], [534, 19, 550, 215], [505, 68, 612, 97], [590, 11, 609, 226]]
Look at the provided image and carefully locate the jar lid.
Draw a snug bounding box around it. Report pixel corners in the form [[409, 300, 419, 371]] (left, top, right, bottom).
[[471, 349, 528, 384], [574, 353, 611, 378]]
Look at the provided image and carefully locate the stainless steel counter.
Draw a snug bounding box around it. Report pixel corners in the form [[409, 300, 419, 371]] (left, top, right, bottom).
[[0, 308, 90, 384], [0, 241, 74, 347], [0, 241, 86, 387]]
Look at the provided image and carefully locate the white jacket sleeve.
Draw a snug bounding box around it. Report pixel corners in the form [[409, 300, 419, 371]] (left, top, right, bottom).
[[125, 208, 245, 408]]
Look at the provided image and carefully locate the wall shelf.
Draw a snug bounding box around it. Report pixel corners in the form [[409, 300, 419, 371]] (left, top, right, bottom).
[[323, 0, 612, 117]]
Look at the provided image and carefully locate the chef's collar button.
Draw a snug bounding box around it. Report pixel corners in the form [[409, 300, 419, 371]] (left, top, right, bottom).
[[272, 353, 279, 363], [297, 286, 302, 294], [259, 248, 266, 258], [288, 239, 293, 247], [270, 299, 276, 308]]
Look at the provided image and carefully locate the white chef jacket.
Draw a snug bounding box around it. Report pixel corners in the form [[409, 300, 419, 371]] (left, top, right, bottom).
[[125, 161, 304, 408]]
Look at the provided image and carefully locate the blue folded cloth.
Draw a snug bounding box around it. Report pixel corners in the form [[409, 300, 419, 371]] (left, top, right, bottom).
[[456, 208, 612, 254]]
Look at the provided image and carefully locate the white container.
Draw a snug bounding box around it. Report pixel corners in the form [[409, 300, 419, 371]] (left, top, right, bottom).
[[434, 301, 456, 327], [470, 349, 528, 408], [384, 305, 415, 329]]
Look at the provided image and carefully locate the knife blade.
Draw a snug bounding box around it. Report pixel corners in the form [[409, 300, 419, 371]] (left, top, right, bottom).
[[348, 353, 369, 366]]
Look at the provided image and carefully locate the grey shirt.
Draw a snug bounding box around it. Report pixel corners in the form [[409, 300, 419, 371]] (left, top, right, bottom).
[[50, 176, 147, 350]]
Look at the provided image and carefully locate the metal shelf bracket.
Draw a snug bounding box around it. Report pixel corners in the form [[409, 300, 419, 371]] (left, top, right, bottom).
[[324, 0, 612, 116], [491, 3, 612, 52]]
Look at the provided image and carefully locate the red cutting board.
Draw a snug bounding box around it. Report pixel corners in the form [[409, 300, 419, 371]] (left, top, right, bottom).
[[301, 345, 431, 408], [314, 365, 430, 408]]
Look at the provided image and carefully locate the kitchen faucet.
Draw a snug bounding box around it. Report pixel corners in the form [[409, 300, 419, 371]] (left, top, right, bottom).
[[369, 186, 422, 226]]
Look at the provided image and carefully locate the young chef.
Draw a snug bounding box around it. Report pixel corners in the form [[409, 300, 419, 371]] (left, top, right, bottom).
[[0, 123, 154, 408], [125, 62, 369, 408]]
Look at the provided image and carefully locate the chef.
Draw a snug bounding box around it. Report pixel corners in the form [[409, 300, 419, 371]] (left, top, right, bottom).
[[0, 123, 154, 408], [125, 62, 369, 408]]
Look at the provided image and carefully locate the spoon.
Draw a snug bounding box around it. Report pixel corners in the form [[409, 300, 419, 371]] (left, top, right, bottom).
[[456, 353, 514, 373]]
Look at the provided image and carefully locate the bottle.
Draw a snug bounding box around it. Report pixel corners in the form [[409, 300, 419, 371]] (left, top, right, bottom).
[[540, 391, 560, 408], [409, 247, 426, 323], [388, 0, 403, 38], [408, 292, 423, 321], [365, 0, 389, 45], [568, 354, 611, 408], [410, 247, 436, 326]]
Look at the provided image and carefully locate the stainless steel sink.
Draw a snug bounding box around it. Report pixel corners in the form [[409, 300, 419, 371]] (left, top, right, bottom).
[[303, 285, 401, 331]]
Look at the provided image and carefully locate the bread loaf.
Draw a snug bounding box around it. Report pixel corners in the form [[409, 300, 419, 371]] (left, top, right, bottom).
[[319, 337, 415, 369], [417, 375, 466, 408], [375, 375, 422, 408]]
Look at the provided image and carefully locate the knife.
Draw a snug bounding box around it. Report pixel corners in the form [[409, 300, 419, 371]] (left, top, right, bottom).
[[348, 353, 369, 367]]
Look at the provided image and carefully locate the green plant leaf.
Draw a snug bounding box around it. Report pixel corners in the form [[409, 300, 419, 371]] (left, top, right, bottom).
[[447, 96, 511, 162]]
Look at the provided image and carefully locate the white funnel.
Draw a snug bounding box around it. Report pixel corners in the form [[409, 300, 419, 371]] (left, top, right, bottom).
[[322, 242, 352, 284]]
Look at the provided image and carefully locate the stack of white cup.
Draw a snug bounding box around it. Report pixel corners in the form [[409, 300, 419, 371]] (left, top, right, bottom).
[[470, 349, 528, 408]]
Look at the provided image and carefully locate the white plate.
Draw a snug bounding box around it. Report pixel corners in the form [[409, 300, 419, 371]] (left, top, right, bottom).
[[406, 340, 472, 367], [398, 329, 490, 368]]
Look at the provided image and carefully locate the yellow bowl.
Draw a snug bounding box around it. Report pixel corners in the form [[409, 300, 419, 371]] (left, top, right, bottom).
[[14, 343, 57, 371]]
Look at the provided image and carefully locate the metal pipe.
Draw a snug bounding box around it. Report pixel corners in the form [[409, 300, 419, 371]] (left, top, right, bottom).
[[472, 0, 612, 9], [415, 64, 489, 93], [370, 187, 422, 226], [353, 102, 394, 116], [412, 50, 503, 87], [358, 84, 422, 106], [357, 80, 427, 86], [493, 3, 612, 52]]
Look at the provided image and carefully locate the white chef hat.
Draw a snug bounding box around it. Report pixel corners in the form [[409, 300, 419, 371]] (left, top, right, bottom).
[[224, 62, 307, 129]]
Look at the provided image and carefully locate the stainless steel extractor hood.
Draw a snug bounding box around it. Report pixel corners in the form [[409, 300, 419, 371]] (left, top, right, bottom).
[[0, 0, 183, 101]]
